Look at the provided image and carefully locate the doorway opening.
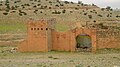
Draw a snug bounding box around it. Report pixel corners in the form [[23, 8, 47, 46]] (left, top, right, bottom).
[[76, 34, 92, 52]]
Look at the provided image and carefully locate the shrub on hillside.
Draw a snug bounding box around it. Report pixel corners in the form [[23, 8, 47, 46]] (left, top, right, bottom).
[[62, 9, 66, 13], [106, 6, 113, 11], [30, 0, 33, 1], [5, 4, 10, 10], [0, 4, 2, 6], [52, 10, 61, 14], [116, 15, 120, 18], [33, 10, 38, 14], [82, 10, 85, 12], [38, 0, 40, 2], [23, 12, 27, 15], [40, 11, 42, 13], [71, 2, 74, 4], [44, 6, 47, 9], [75, 8, 79, 10], [33, 5, 37, 8], [84, 13, 87, 15], [93, 20, 96, 23], [107, 14, 110, 17], [95, 12, 97, 14], [37, 4, 41, 6], [90, 11, 93, 13], [34, 0, 37, 2], [55, 4, 59, 7], [101, 8, 105, 11], [70, 11, 73, 13], [64, 1, 69, 4], [15, 5, 19, 8], [5, 9, 9, 12], [78, 1, 82, 4], [98, 14, 103, 17], [88, 15, 92, 19], [19, 13, 22, 16], [3, 12, 8, 15], [77, 5, 79, 6], [18, 10, 27, 16], [49, 1, 52, 3], [11, 6, 16, 10], [49, 7, 51, 9], [11, 11, 16, 13], [92, 4, 97, 6], [60, 4, 64, 6]]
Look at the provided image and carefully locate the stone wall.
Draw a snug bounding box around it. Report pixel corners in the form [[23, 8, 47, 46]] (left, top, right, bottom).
[[97, 28, 120, 49], [18, 20, 48, 52], [18, 19, 97, 52], [51, 28, 97, 52], [51, 30, 75, 51]]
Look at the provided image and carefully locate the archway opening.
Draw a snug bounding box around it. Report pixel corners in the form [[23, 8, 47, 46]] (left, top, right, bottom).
[[76, 34, 92, 51]]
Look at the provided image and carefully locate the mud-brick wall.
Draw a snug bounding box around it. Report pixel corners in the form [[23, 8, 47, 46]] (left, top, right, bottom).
[[51, 30, 76, 51], [97, 29, 120, 49], [18, 20, 48, 52]]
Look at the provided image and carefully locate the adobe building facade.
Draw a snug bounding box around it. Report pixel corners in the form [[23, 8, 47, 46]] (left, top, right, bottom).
[[18, 19, 97, 52]]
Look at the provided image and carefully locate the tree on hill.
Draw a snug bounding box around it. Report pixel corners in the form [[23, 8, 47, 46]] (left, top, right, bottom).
[[64, 1, 69, 4], [5, 0, 10, 10], [92, 3, 97, 6], [106, 6, 113, 11], [78, 1, 82, 4]]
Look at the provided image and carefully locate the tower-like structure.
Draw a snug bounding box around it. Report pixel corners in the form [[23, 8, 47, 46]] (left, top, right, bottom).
[[18, 20, 49, 52]]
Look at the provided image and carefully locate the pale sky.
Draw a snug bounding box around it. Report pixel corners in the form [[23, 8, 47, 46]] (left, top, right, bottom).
[[61, 0, 120, 8]]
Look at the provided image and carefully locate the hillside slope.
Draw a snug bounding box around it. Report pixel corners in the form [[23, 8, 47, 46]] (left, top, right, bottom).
[[0, 0, 120, 33]]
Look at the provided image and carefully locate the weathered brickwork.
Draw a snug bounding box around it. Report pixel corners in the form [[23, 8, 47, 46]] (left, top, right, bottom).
[[18, 20, 97, 52], [18, 19, 120, 52], [97, 28, 120, 49], [18, 20, 48, 52]]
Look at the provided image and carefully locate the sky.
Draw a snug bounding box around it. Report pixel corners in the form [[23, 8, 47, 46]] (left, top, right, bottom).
[[61, 0, 120, 9]]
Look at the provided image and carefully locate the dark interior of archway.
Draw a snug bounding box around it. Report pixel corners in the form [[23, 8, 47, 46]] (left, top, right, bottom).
[[76, 34, 92, 50]]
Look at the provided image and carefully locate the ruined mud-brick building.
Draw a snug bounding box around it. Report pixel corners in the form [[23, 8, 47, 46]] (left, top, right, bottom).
[[18, 19, 120, 52]]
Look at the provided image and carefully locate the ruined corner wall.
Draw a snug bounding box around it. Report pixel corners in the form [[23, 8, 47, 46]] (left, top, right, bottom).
[[97, 29, 120, 49]]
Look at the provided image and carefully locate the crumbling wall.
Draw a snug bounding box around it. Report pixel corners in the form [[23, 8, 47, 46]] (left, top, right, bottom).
[[51, 28, 97, 52], [97, 28, 120, 49], [18, 19, 97, 52], [51, 30, 75, 51]]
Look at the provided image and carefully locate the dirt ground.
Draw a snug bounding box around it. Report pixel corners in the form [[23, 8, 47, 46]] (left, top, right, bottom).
[[0, 47, 120, 67]]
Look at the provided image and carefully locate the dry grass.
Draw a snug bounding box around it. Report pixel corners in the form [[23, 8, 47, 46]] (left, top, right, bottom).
[[0, 46, 120, 67]]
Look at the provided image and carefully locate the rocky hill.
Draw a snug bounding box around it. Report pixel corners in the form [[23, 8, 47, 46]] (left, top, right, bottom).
[[0, 0, 120, 33], [0, 0, 98, 10]]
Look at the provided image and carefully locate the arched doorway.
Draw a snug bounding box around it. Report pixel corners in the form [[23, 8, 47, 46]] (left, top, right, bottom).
[[76, 34, 92, 51]]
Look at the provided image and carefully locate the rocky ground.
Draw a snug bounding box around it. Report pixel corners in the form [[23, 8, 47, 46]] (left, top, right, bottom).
[[0, 46, 120, 67]]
